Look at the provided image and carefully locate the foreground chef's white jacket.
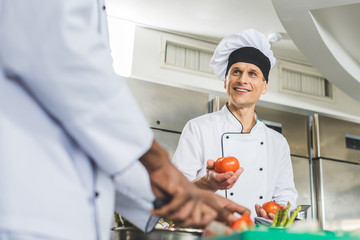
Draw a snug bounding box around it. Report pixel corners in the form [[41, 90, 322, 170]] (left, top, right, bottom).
[[172, 105, 298, 219], [0, 0, 158, 239]]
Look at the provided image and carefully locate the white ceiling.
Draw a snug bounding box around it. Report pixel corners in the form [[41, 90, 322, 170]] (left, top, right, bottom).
[[106, 0, 360, 101], [106, 0, 285, 39]]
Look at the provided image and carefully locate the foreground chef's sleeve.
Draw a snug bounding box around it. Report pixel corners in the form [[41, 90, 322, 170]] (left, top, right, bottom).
[[0, 0, 153, 175], [113, 161, 159, 232], [272, 138, 298, 209], [172, 121, 204, 181]]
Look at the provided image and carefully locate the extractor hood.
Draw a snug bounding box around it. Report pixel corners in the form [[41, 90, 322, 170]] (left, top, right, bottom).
[[272, 0, 360, 102]]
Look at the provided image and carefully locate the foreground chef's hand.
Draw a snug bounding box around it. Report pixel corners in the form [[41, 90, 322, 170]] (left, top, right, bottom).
[[140, 140, 216, 226], [139, 140, 249, 227], [204, 159, 243, 191], [202, 190, 251, 224], [255, 203, 286, 220]]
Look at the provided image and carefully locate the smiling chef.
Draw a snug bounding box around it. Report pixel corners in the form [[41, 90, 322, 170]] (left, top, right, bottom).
[[172, 29, 298, 220]]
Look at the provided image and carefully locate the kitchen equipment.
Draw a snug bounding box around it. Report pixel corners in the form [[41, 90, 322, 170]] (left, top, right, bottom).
[[255, 204, 311, 227], [311, 114, 360, 231], [111, 227, 204, 240], [125, 78, 209, 158], [293, 205, 311, 220], [254, 217, 273, 226]]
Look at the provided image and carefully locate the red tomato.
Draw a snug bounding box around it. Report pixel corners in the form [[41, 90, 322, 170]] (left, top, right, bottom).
[[214, 156, 239, 173], [262, 201, 281, 215], [231, 214, 254, 232]]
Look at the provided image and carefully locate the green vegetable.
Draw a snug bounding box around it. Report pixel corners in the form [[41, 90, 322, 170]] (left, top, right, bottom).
[[276, 208, 284, 226], [271, 209, 280, 227], [114, 212, 121, 227], [158, 218, 175, 228], [285, 205, 302, 227], [278, 202, 291, 227], [269, 203, 303, 228]]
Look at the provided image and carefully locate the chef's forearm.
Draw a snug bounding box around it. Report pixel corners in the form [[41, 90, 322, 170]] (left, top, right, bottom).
[[139, 140, 171, 173]]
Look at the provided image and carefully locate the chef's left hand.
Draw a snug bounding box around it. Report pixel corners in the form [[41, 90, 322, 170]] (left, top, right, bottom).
[[255, 203, 286, 220]]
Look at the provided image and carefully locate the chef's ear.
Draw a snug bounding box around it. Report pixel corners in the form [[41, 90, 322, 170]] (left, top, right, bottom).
[[224, 77, 227, 89], [262, 81, 268, 95]]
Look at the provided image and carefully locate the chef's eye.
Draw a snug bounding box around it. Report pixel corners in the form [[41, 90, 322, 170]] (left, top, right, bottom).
[[249, 72, 257, 77], [232, 69, 241, 75]]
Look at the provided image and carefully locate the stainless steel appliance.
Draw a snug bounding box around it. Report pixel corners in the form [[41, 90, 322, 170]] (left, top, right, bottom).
[[110, 78, 209, 240], [211, 97, 313, 218], [125, 78, 209, 158], [311, 114, 360, 231], [111, 227, 203, 240]]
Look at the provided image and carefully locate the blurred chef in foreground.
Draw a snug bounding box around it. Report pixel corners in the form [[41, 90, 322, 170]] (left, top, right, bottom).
[[173, 29, 298, 220], [0, 0, 250, 239]]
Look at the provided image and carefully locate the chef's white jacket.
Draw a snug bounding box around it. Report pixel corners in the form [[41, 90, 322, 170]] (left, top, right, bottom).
[[172, 105, 298, 219], [0, 0, 158, 239]]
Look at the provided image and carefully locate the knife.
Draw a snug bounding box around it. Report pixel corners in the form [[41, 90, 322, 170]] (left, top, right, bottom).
[[153, 197, 172, 209]]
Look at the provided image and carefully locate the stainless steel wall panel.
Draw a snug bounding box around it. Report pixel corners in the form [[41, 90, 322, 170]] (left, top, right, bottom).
[[152, 129, 180, 159], [211, 96, 227, 112], [255, 105, 309, 158], [126, 78, 209, 132], [315, 158, 360, 231], [291, 156, 312, 215], [313, 114, 360, 163]]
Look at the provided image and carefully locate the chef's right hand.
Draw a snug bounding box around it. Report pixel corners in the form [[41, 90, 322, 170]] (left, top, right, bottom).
[[205, 159, 243, 191], [139, 140, 249, 228], [202, 190, 251, 224], [140, 140, 217, 227]]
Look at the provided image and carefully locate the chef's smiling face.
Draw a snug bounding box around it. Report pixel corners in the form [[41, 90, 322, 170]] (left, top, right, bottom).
[[224, 62, 267, 110]]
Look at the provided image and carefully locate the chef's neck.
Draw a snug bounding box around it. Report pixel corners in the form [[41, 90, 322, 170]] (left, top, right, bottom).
[[227, 103, 256, 133]]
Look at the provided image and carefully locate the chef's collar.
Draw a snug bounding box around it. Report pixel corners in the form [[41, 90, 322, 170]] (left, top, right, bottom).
[[223, 103, 259, 133]]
